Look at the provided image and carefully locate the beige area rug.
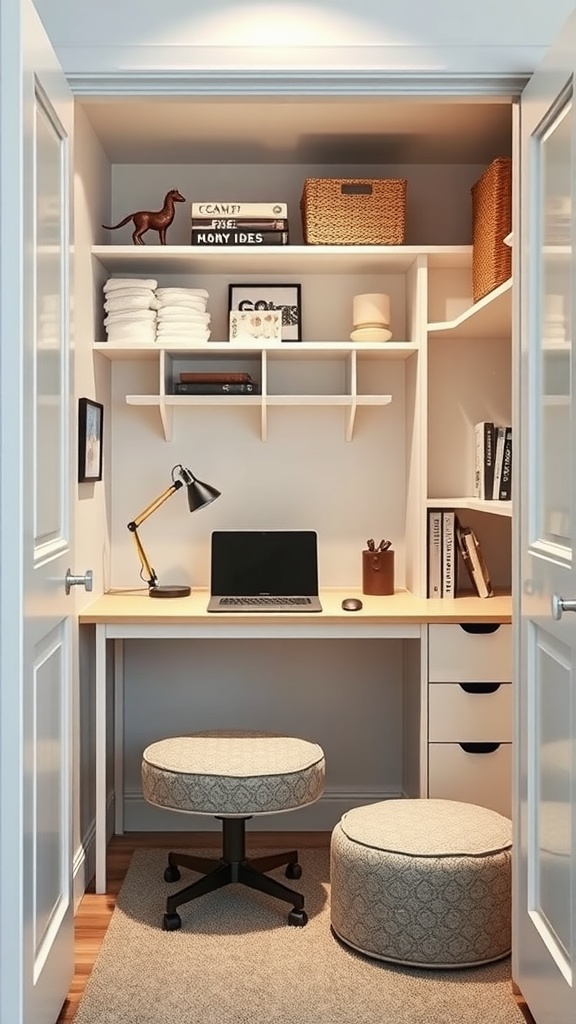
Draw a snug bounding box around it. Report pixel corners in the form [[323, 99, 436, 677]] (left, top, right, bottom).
[[73, 848, 527, 1024]]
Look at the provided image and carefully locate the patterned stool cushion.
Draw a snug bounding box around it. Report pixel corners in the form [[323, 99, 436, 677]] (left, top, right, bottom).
[[330, 799, 512, 968], [142, 729, 325, 817]]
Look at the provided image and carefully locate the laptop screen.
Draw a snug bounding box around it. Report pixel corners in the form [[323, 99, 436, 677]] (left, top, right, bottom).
[[210, 530, 319, 597]]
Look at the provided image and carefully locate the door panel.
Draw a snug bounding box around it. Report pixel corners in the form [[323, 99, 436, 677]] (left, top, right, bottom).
[[516, 11, 576, 1021], [0, 2, 75, 1023]]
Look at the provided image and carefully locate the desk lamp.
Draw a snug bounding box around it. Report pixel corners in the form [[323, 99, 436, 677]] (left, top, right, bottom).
[[127, 463, 221, 598]]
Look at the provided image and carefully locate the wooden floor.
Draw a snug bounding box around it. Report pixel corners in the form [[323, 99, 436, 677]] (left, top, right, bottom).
[[56, 831, 535, 1024]]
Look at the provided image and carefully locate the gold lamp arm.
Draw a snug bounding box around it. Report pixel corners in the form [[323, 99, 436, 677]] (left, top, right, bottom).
[[127, 480, 183, 590]]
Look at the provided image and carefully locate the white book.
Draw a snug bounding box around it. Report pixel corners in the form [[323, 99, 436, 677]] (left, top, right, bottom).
[[442, 510, 456, 598], [492, 425, 507, 499], [190, 201, 288, 218], [427, 510, 442, 598]]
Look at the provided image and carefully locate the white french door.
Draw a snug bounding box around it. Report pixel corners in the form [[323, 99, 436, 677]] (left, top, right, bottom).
[[515, 8, 576, 1022], [0, 2, 75, 1022]]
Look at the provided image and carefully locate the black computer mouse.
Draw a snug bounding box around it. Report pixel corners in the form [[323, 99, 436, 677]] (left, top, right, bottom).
[[341, 597, 363, 612]]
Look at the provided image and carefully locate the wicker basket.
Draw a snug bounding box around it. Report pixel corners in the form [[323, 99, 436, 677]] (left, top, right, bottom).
[[471, 157, 512, 303], [300, 177, 407, 245]]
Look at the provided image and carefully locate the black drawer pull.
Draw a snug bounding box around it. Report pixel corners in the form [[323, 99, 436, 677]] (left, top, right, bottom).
[[459, 682, 501, 694], [459, 623, 501, 635], [459, 742, 501, 754]]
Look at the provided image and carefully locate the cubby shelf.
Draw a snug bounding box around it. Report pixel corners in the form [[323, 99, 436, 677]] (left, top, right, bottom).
[[115, 342, 393, 442]]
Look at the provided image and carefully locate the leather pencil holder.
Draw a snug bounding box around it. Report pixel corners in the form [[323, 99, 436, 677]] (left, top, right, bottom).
[[362, 549, 394, 596]]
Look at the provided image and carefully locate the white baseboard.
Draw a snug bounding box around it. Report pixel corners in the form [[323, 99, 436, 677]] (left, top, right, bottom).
[[72, 828, 95, 911]]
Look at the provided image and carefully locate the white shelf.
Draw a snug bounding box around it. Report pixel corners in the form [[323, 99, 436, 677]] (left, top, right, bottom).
[[427, 497, 512, 518], [427, 279, 512, 340], [126, 391, 392, 443], [92, 243, 473, 276], [94, 340, 418, 361]]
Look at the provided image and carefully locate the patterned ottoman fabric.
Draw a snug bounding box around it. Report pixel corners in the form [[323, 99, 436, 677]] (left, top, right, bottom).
[[330, 799, 512, 968], [142, 729, 325, 816]]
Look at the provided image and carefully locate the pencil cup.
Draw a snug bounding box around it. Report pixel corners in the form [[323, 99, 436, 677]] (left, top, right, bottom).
[[362, 549, 395, 596]]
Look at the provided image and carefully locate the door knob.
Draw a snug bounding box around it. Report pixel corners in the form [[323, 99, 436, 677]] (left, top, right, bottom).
[[551, 594, 576, 620], [65, 568, 93, 595]]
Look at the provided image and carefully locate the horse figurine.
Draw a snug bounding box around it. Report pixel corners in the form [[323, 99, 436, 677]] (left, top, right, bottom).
[[102, 189, 186, 245]]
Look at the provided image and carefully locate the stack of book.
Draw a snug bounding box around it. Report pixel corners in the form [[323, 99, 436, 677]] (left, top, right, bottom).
[[190, 202, 289, 246], [474, 421, 512, 500], [427, 509, 493, 599], [173, 371, 258, 395]]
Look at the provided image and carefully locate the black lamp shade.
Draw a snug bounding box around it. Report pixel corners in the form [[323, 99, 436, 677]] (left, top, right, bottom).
[[186, 476, 221, 512]]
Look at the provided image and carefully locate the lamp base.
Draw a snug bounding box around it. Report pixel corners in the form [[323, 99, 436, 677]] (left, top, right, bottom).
[[149, 585, 192, 598]]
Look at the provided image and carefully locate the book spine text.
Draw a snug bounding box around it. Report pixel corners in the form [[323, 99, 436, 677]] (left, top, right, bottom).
[[191, 229, 289, 246], [190, 202, 288, 217]]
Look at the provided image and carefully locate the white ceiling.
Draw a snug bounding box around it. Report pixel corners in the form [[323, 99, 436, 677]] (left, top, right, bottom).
[[79, 95, 513, 165]]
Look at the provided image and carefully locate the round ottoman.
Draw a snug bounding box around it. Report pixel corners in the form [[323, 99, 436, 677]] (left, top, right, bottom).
[[330, 799, 512, 968]]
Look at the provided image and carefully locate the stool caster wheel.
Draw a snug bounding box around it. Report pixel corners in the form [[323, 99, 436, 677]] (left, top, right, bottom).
[[288, 908, 307, 927], [164, 865, 181, 883], [162, 912, 182, 931], [285, 862, 302, 880]]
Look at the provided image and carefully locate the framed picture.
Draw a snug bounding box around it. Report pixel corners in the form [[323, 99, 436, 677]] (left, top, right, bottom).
[[228, 283, 302, 341], [78, 398, 103, 482]]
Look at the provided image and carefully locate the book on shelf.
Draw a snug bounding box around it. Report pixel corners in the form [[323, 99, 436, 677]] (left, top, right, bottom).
[[427, 509, 442, 598], [191, 228, 289, 246], [173, 382, 258, 395], [455, 519, 494, 598], [491, 425, 507, 499], [442, 509, 457, 598], [190, 201, 288, 218], [499, 426, 512, 500], [191, 217, 288, 232], [474, 421, 495, 500], [179, 372, 253, 384]]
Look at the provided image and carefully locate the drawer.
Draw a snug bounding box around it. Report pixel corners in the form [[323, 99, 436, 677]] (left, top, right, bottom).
[[428, 623, 512, 682], [428, 682, 512, 742], [428, 741, 512, 818]]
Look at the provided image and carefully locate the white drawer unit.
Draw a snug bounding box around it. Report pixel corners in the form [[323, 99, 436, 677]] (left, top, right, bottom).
[[428, 742, 512, 818], [428, 623, 512, 682], [428, 682, 512, 742], [426, 623, 512, 816]]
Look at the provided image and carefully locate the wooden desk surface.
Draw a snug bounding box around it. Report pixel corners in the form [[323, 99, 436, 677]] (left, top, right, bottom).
[[79, 588, 512, 625]]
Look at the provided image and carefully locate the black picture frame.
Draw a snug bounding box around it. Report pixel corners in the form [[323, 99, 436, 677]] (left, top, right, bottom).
[[228, 283, 302, 341], [78, 398, 103, 482]]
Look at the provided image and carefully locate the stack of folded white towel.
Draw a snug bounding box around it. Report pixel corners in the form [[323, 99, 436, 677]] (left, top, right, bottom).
[[103, 278, 158, 344], [155, 287, 211, 344]]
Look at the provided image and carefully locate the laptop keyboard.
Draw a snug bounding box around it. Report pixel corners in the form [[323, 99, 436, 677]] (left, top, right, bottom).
[[218, 596, 312, 607]]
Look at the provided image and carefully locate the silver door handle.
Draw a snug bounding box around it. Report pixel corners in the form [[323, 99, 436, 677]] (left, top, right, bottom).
[[551, 594, 576, 620], [65, 568, 93, 595]]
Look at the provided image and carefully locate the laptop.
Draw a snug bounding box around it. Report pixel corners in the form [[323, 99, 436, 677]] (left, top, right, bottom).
[[207, 530, 322, 612]]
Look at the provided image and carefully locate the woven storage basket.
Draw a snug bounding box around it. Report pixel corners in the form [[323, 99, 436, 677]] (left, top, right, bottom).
[[471, 157, 512, 303], [300, 177, 407, 245]]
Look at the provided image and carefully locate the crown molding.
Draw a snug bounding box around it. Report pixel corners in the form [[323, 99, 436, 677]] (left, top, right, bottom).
[[66, 69, 529, 98]]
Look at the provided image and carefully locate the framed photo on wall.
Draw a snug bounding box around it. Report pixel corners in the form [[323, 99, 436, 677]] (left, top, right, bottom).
[[228, 283, 302, 341], [78, 398, 103, 482]]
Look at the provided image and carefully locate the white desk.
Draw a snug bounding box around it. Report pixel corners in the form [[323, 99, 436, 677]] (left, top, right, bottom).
[[79, 587, 512, 892]]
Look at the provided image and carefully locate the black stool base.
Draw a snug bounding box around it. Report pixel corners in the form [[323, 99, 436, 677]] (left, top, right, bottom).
[[161, 816, 307, 930]]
